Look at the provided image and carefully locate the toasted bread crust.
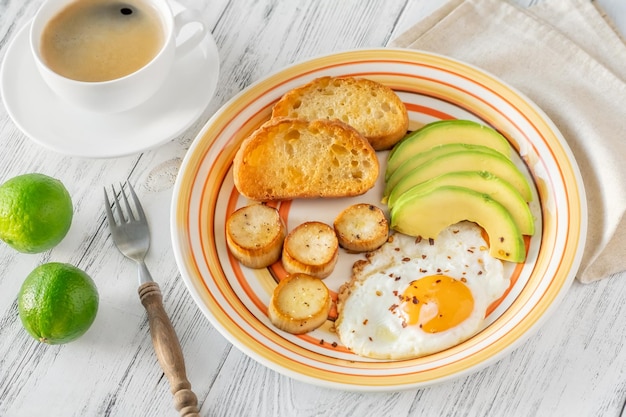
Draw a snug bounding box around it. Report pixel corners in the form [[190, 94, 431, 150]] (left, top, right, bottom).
[[233, 118, 379, 201], [271, 76, 408, 150]]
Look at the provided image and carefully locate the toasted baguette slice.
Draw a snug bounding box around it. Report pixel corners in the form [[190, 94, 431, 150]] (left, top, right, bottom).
[[225, 204, 286, 268], [268, 273, 332, 334], [333, 203, 389, 253], [233, 118, 379, 201], [281, 221, 339, 279], [271, 76, 409, 150]]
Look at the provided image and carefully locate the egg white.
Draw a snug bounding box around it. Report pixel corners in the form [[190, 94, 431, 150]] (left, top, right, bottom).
[[335, 221, 508, 360]]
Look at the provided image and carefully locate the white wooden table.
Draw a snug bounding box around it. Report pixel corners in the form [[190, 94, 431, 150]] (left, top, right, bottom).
[[1, 1, 625, 416]]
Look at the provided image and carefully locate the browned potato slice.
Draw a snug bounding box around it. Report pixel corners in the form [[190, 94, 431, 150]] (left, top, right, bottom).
[[333, 203, 389, 252], [281, 221, 338, 279], [226, 204, 286, 268], [268, 273, 332, 334]]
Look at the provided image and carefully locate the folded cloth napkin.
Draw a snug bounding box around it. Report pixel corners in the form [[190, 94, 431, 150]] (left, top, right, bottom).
[[389, 0, 626, 283]]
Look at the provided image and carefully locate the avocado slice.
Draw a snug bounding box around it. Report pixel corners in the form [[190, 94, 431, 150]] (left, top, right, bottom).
[[386, 149, 533, 206], [386, 120, 512, 180], [388, 171, 534, 235], [383, 143, 508, 199], [390, 185, 526, 263]]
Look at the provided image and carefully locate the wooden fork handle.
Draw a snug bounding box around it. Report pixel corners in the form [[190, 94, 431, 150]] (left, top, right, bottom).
[[139, 282, 200, 417]]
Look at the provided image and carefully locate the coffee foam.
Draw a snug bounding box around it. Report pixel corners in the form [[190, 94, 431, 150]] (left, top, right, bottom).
[[40, 0, 164, 82]]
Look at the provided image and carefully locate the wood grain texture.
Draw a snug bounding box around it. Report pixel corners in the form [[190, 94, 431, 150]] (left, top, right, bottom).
[[139, 282, 199, 417], [0, 0, 625, 416]]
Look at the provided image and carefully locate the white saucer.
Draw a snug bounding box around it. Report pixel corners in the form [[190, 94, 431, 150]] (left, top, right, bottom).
[[0, 20, 220, 158]]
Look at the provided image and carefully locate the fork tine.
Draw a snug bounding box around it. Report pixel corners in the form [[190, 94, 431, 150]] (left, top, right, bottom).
[[126, 182, 146, 221], [119, 182, 137, 222], [110, 183, 127, 223], [103, 187, 116, 225]]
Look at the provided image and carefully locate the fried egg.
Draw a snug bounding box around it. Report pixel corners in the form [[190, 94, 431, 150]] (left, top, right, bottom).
[[335, 221, 509, 360]]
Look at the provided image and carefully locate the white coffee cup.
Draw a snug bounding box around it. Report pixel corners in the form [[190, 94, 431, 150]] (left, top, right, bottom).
[[30, 0, 206, 113]]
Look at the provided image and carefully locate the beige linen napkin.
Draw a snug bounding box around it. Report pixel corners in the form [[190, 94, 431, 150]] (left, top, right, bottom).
[[389, 0, 626, 283]]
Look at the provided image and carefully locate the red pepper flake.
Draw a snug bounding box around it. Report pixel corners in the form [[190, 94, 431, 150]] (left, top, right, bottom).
[[395, 276, 401, 281], [402, 257, 411, 262], [478, 271, 483, 275], [389, 303, 399, 312], [368, 337, 373, 342], [461, 277, 467, 282], [412, 296, 419, 304], [467, 249, 474, 253], [500, 237, 505, 242], [428, 238, 435, 245], [436, 268, 442, 273], [421, 254, 427, 259], [319, 339, 325, 345], [415, 236, 423, 243], [420, 268, 428, 273], [363, 319, 368, 325], [331, 341, 338, 348]]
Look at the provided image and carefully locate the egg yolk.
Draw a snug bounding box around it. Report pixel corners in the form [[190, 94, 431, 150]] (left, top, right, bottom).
[[401, 275, 474, 333]]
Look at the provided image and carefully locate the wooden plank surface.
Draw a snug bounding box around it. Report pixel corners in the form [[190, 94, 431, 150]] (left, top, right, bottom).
[[0, 0, 625, 416]]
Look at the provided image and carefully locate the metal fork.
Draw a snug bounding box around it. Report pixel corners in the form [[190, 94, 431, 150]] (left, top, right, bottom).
[[104, 182, 200, 417]]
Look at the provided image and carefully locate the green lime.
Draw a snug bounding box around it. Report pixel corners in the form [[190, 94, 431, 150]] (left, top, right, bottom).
[[18, 262, 99, 344], [0, 173, 73, 253]]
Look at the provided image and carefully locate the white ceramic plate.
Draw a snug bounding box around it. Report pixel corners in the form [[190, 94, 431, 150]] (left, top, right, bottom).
[[0, 18, 220, 158], [171, 49, 587, 391]]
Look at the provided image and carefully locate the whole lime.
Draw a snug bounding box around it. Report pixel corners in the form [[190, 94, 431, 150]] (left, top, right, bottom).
[[18, 262, 99, 344], [0, 173, 73, 253]]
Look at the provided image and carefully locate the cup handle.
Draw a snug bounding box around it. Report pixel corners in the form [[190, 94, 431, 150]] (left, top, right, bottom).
[[173, 9, 207, 57]]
